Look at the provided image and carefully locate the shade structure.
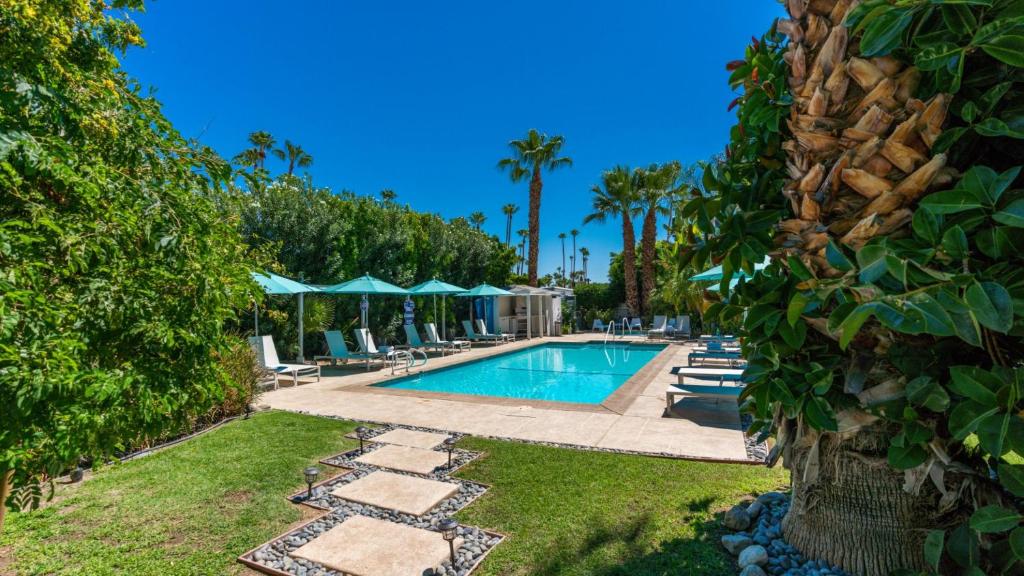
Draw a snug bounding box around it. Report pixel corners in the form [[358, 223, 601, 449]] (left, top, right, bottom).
[[322, 274, 409, 330], [251, 272, 320, 361], [706, 278, 740, 292], [689, 257, 770, 282], [457, 284, 513, 337], [407, 278, 467, 340]]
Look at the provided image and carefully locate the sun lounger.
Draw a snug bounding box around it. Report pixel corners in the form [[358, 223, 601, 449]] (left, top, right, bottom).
[[628, 318, 643, 332], [354, 328, 418, 371], [248, 335, 320, 389], [647, 315, 669, 339], [425, 323, 470, 353], [665, 366, 745, 409], [592, 319, 607, 332], [688, 350, 745, 367], [670, 315, 691, 339], [462, 320, 503, 344], [476, 319, 514, 342], [402, 324, 450, 356], [314, 330, 362, 366]]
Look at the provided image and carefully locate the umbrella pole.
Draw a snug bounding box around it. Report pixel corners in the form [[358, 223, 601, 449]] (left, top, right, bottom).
[[442, 295, 447, 341], [432, 295, 437, 333], [297, 293, 305, 362]]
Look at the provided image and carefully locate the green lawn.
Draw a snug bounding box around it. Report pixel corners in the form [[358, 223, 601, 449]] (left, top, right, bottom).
[[0, 411, 786, 575]]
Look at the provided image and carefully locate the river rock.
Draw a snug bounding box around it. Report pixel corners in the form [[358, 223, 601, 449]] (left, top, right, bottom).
[[746, 500, 763, 519], [740, 565, 767, 576], [723, 505, 752, 530], [722, 534, 753, 555], [738, 545, 769, 568]]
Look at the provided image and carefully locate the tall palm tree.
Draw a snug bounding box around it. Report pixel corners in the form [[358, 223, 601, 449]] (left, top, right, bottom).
[[569, 229, 579, 287], [516, 228, 528, 275], [579, 247, 590, 282], [249, 131, 276, 171], [583, 166, 640, 313], [469, 211, 486, 231], [380, 189, 397, 203], [497, 130, 572, 286], [501, 203, 519, 246], [273, 140, 313, 176], [636, 161, 682, 315], [558, 232, 567, 280]]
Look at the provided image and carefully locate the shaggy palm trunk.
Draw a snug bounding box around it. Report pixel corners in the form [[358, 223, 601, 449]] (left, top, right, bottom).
[[640, 207, 658, 315], [775, 0, 957, 574], [622, 219, 639, 315], [0, 468, 11, 534], [528, 166, 542, 287]]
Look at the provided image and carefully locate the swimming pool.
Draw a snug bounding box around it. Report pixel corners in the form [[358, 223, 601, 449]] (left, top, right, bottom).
[[373, 342, 666, 404]]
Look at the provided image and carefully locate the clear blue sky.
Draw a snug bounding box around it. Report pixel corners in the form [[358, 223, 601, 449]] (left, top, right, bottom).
[[122, 0, 782, 281]]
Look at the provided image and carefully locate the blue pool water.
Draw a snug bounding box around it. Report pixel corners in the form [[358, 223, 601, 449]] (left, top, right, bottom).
[[374, 342, 665, 404]]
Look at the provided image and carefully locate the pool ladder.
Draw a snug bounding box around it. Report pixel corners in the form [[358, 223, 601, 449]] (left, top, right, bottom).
[[390, 348, 428, 375]]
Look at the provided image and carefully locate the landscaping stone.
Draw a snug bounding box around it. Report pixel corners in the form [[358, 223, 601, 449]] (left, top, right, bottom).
[[723, 504, 752, 530], [722, 534, 753, 555], [330, 470, 459, 516], [719, 493, 852, 576], [371, 428, 450, 449], [738, 545, 768, 568], [355, 443, 451, 474]]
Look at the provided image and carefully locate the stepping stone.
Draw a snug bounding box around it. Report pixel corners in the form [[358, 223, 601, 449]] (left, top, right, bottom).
[[291, 515, 462, 576], [371, 428, 450, 449], [331, 470, 459, 516], [355, 444, 449, 475]]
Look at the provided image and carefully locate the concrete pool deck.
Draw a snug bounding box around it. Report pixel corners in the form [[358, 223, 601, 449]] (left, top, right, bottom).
[[260, 333, 751, 462]]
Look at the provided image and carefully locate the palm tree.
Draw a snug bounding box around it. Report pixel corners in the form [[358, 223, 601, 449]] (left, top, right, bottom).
[[583, 166, 640, 314], [273, 140, 313, 176], [569, 229, 579, 287], [497, 130, 572, 286], [232, 148, 262, 173], [516, 228, 528, 275], [579, 247, 590, 282], [501, 203, 519, 246], [232, 131, 276, 173], [380, 189, 397, 203], [469, 211, 486, 231], [636, 161, 682, 315], [558, 232, 567, 280]]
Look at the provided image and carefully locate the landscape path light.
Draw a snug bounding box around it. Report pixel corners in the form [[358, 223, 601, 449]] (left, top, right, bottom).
[[303, 466, 320, 501], [438, 517, 459, 564], [356, 426, 369, 453], [443, 436, 457, 469]]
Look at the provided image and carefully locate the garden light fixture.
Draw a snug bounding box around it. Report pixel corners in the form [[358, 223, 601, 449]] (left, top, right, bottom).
[[303, 466, 320, 500], [443, 436, 457, 469], [439, 517, 459, 564], [356, 426, 369, 453]]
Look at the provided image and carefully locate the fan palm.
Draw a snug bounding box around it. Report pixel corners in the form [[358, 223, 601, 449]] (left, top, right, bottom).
[[579, 246, 589, 282], [583, 166, 640, 314], [570, 229, 579, 287], [558, 232, 567, 280], [516, 228, 528, 275], [636, 161, 682, 314], [497, 130, 572, 286], [469, 211, 486, 231], [273, 140, 313, 176], [380, 189, 397, 203], [501, 203, 519, 246]]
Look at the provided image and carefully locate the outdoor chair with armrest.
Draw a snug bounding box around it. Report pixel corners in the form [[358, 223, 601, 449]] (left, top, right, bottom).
[[248, 335, 320, 389]]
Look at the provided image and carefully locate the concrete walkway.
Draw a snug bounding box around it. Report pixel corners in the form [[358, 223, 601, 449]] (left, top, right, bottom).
[[261, 333, 749, 462]]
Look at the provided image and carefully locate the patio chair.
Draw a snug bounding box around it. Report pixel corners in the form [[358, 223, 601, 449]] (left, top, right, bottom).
[[647, 315, 668, 339], [592, 319, 607, 332], [401, 324, 449, 356], [248, 335, 320, 389], [476, 319, 514, 342], [665, 366, 745, 410], [688, 350, 745, 367], [354, 328, 424, 372], [424, 323, 471, 353], [314, 330, 361, 366], [672, 315, 692, 340], [628, 318, 643, 333], [462, 320, 503, 344]]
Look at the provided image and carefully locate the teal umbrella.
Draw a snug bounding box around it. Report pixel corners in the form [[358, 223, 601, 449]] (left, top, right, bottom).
[[689, 257, 770, 282], [457, 284, 514, 334], [323, 273, 408, 329], [408, 278, 467, 340], [250, 272, 320, 361]]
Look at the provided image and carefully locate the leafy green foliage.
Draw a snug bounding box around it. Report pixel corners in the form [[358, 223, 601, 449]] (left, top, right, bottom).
[[0, 0, 257, 510]]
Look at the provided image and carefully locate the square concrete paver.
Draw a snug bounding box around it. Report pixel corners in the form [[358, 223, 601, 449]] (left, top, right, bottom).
[[331, 470, 459, 516], [355, 444, 450, 475], [371, 428, 450, 449], [291, 515, 462, 576]]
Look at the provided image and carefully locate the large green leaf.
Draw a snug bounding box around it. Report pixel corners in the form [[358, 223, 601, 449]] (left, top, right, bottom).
[[941, 225, 969, 259], [860, 7, 916, 56], [924, 529, 945, 573], [905, 292, 956, 337], [857, 244, 888, 283], [981, 30, 1024, 66], [965, 280, 1013, 333], [970, 504, 1022, 533], [977, 411, 1011, 457], [999, 463, 1024, 497], [921, 189, 984, 214], [948, 365, 1001, 405], [949, 400, 999, 439], [995, 198, 1024, 227], [947, 524, 980, 568], [906, 375, 951, 411], [804, 395, 838, 431], [915, 42, 964, 70], [1011, 526, 1024, 560], [975, 117, 1024, 138], [888, 442, 929, 469], [826, 240, 854, 272]]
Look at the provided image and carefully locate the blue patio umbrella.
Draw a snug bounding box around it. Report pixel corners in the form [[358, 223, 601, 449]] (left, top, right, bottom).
[[250, 271, 320, 361], [322, 273, 408, 330], [689, 257, 770, 282], [408, 278, 467, 340]]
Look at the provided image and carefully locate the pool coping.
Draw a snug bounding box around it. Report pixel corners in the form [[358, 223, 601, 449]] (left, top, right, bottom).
[[341, 340, 677, 415]]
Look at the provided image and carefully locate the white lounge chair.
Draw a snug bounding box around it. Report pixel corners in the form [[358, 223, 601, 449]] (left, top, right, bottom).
[[671, 315, 692, 340], [248, 335, 320, 389], [462, 320, 503, 344], [425, 323, 471, 354], [314, 330, 361, 366], [354, 328, 423, 372], [647, 315, 668, 339], [476, 319, 514, 342], [402, 324, 449, 356]]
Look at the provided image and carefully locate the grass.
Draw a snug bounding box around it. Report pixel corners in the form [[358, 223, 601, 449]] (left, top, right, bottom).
[[1, 411, 787, 575]]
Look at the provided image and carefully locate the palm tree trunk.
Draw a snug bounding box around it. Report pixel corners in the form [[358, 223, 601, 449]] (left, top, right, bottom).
[[571, 237, 577, 287], [505, 217, 511, 247], [0, 468, 12, 534], [622, 219, 639, 314], [640, 207, 657, 315], [560, 239, 566, 282], [528, 166, 542, 286]]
